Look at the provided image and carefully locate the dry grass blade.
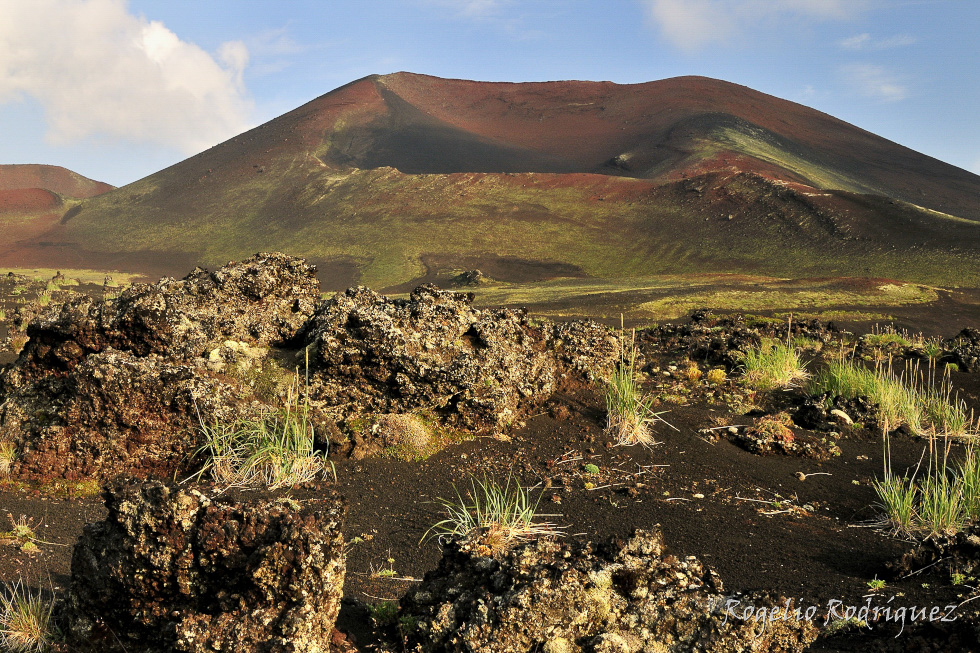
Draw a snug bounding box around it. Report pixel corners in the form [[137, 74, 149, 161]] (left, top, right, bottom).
[[0, 579, 58, 653], [424, 474, 563, 549]]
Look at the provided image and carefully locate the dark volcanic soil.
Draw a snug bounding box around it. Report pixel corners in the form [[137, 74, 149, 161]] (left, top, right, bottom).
[[3, 376, 980, 650], [1, 384, 975, 651]]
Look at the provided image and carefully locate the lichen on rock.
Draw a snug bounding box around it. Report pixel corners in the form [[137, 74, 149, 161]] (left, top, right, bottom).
[[17, 251, 319, 371], [400, 528, 818, 653], [61, 478, 346, 653], [301, 284, 617, 441], [2, 349, 245, 480], [0, 253, 320, 481]]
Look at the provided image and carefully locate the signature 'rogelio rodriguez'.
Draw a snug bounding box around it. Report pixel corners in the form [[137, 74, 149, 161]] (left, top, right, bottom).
[[721, 595, 959, 638]]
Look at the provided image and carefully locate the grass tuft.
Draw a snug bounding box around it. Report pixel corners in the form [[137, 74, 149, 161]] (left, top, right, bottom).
[[0, 443, 15, 477], [194, 367, 328, 490], [811, 359, 975, 437], [739, 338, 809, 391], [424, 475, 562, 551], [0, 579, 58, 653], [873, 433, 980, 538], [604, 329, 670, 446]]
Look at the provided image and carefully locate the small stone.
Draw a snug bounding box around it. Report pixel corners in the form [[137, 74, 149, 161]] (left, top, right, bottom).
[[830, 409, 853, 425]]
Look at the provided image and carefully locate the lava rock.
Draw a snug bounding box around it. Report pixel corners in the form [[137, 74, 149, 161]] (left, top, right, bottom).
[[302, 285, 617, 438], [17, 252, 319, 373], [61, 478, 346, 653], [644, 312, 834, 369], [0, 253, 320, 481], [950, 327, 980, 372], [400, 529, 818, 652], [2, 349, 247, 480], [887, 525, 980, 580]]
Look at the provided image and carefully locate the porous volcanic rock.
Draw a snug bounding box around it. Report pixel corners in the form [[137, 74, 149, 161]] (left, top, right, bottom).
[[792, 394, 877, 432], [400, 529, 819, 653], [62, 478, 346, 653], [886, 525, 980, 580], [18, 251, 319, 373], [0, 253, 319, 480], [644, 311, 834, 369], [950, 327, 980, 372], [1, 349, 246, 480], [301, 285, 617, 435]]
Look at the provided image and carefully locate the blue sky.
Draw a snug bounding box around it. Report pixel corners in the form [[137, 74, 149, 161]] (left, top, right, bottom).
[[1, 0, 977, 187]]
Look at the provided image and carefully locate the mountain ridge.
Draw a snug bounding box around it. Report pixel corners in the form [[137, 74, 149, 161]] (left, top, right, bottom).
[[3, 74, 978, 288]]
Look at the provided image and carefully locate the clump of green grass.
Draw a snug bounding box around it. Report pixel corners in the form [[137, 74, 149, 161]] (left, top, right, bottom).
[[810, 359, 974, 437], [873, 471, 917, 534], [874, 434, 980, 538], [739, 338, 809, 391], [424, 475, 562, 551], [959, 443, 980, 518], [604, 329, 669, 447], [194, 370, 328, 490], [367, 600, 398, 627], [0, 579, 58, 653], [863, 327, 911, 348]]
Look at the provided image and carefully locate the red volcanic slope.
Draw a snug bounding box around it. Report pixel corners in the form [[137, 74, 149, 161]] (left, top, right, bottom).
[[282, 73, 977, 220], [0, 164, 113, 198], [0, 188, 62, 214]]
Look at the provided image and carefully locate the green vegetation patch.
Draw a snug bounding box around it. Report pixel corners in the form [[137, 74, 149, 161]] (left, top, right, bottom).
[[738, 339, 810, 391], [636, 283, 937, 321]]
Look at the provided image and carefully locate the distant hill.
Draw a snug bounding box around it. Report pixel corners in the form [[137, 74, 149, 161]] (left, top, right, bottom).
[[0, 164, 114, 198], [0, 165, 114, 269], [5, 74, 979, 288]]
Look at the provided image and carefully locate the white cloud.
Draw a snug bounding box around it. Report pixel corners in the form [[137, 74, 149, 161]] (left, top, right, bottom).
[[841, 63, 908, 102], [643, 0, 864, 52], [839, 33, 872, 49], [839, 32, 917, 50], [424, 0, 511, 19], [0, 0, 252, 155], [646, 0, 730, 51]]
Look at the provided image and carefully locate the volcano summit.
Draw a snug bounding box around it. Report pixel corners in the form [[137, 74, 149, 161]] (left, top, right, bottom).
[[5, 74, 979, 292]]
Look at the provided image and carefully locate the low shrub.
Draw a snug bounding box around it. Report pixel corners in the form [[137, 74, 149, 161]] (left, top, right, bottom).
[[10, 335, 28, 355], [683, 363, 702, 382], [706, 368, 726, 385]]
